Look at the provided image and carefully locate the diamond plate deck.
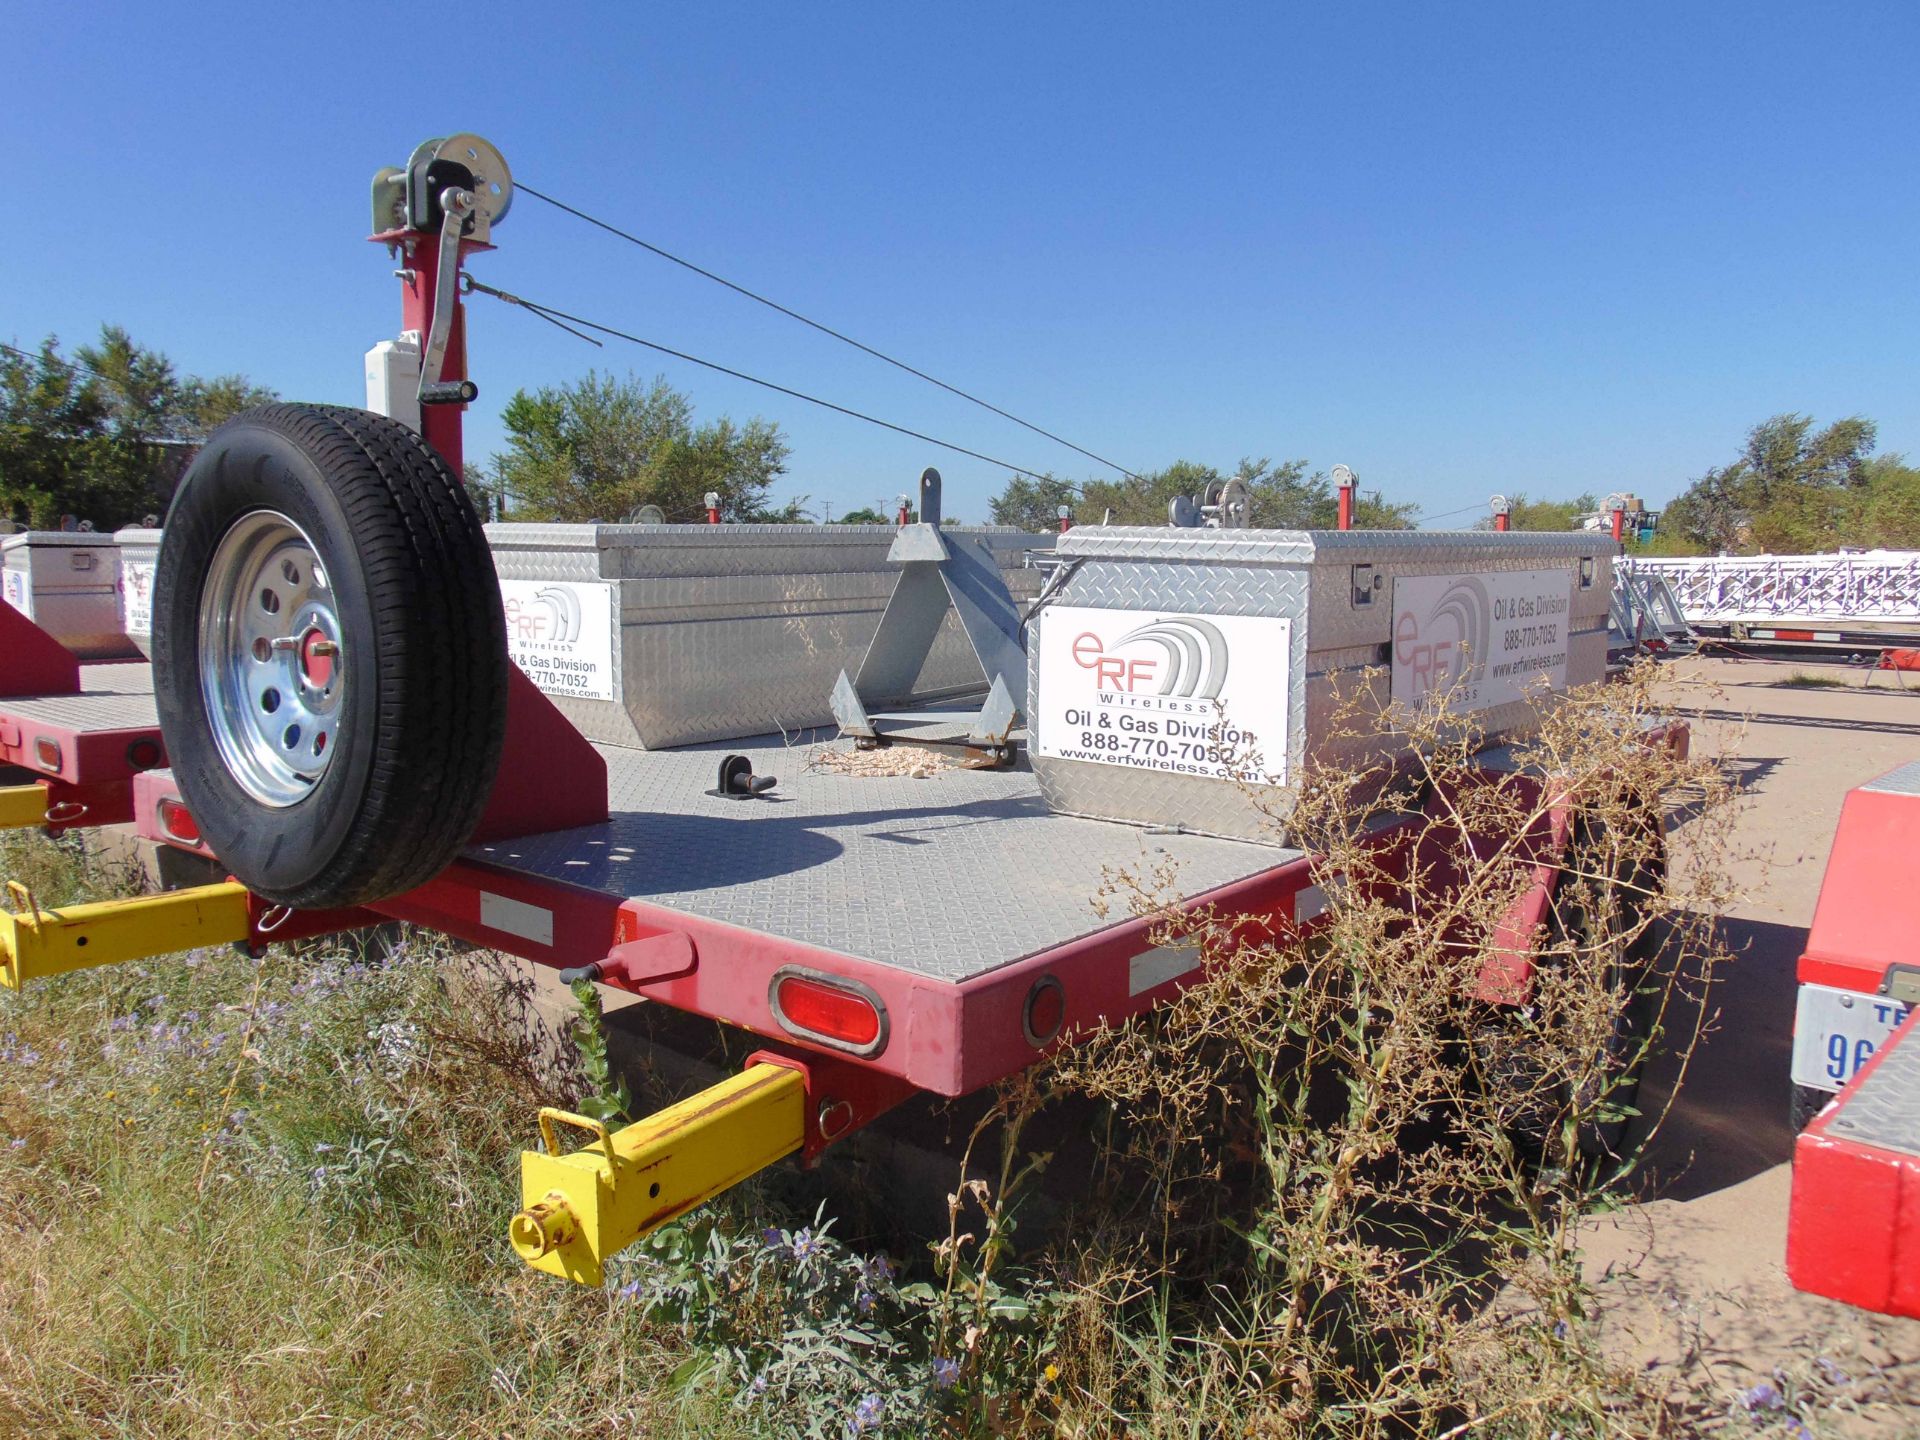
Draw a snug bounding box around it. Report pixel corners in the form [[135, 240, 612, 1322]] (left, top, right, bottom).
[[1827, 1018, 1920, 1159], [1862, 760, 1920, 798], [2, 663, 157, 729], [469, 733, 1296, 982]]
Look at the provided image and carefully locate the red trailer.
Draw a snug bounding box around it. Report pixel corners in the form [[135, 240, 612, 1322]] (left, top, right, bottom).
[[1788, 761, 1920, 1318], [0, 133, 1662, 1287]]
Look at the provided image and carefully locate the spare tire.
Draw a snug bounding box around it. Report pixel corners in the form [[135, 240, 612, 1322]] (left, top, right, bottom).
[[153, 404, 507, 908]]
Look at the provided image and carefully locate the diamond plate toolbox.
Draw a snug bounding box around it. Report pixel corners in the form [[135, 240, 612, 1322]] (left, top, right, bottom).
[[3, 530, 141, 661], [484, 522, 1050, 749], [1028, 527, 1614, 843]]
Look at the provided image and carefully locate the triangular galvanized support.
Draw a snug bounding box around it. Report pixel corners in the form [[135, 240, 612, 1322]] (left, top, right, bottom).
[[830, 468, 1027, 760]]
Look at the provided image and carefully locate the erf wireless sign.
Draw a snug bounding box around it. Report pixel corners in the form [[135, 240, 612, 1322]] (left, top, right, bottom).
[[1034, 605, 1292, 785], [498, 578, 618, 702], [1390, 569, 1571, 715]]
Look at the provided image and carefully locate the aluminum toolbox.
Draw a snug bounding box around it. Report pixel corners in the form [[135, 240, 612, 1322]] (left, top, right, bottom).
[[2, 531, 140, 661], [1027, 527, 1615, 843], [484, 522, 1050, 749], [113, 527, 164, 659]]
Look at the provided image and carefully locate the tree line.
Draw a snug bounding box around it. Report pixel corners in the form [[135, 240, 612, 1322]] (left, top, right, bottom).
[[988, 459, 1420, 531], [1493, 413, 1920, 555], [9, 336, 1915, 554]]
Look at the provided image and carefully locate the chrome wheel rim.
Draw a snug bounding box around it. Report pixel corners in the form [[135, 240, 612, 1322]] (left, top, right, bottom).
[[199, 510, 343, 807]]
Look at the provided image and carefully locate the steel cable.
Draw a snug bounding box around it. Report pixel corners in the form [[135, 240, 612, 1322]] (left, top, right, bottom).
[[463, 277, 1059, 478], [516, 181, 1141, 480]]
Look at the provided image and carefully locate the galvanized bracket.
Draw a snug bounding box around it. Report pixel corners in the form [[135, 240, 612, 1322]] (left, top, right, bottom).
[[1881, 963, 1920, 1007], [829, 467, 1027, 760]]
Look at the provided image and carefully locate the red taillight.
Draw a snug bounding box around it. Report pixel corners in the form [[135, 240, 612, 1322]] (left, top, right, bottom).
[[770, 969, 886, 1055], [33, 737, 61, 772], [127, 737, 163, 770], [157, 798, 201, 845]]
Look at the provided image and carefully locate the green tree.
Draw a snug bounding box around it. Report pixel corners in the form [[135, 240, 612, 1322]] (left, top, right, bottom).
[[834, 506, 893, 525], [1, 327, 276, 529], [1, 340, 109, 527], [1666, 413, 1878, 552], [989, 473, 1081, 531], [490, 371, 793, 523], [1745, 451, 1920, 552]]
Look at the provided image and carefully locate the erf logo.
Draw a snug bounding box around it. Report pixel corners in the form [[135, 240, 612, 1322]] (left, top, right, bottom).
[[1394, 578, 1490, 696], [503, 585, 583, 644], [1070, 615, 1230, 697], [1072, 631, 1157, 690]]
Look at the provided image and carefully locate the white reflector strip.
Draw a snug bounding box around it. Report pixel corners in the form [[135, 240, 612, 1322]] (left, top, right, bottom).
[[1128, 944, 1201, 997], [1294, 885, 1328, 924], [480, 891, 554, 946]]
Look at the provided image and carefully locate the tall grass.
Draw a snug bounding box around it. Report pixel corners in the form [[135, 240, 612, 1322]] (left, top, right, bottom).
[[0, 831, 733, 1437]]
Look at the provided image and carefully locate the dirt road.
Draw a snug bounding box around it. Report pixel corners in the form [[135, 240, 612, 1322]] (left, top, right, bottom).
[[1584, 656, 1920, 1428]]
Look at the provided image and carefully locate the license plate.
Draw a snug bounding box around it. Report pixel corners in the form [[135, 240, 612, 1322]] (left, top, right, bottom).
[[1791, 983, 1913, 1092]]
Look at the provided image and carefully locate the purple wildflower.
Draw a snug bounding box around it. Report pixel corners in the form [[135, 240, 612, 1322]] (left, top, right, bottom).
[[932, 1356, 961, 1390], [1739, 1382, 1783, 1412], [846, 1393, 884, 1434]]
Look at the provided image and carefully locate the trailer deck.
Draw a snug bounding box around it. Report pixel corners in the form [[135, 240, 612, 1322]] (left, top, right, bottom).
[[125, 720, 1313, 1099], [0, 662, 163, 831], [470, 733, 1295, 983], [3, 660, 155, 731]]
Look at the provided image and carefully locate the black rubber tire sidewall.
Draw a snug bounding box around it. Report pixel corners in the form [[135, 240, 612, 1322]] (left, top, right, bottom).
[[153, 405, 506, 908], [1789, 1082, 1831, 1135]]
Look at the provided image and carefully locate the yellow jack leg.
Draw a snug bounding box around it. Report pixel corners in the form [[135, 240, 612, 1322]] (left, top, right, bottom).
[[0, 880, 252, 989], [0, 783, 50, 832], [511, 1062, 807, 1286]]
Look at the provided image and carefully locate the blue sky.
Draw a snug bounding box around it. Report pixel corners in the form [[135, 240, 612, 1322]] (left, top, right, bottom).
[[5, 4, 1916, 525]]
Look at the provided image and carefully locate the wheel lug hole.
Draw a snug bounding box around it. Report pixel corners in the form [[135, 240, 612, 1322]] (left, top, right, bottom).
[[259, 589, 280, 615], [261, 688, 281, 714], [283, 724, 302, 750], [252, 637, 272, 663]]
